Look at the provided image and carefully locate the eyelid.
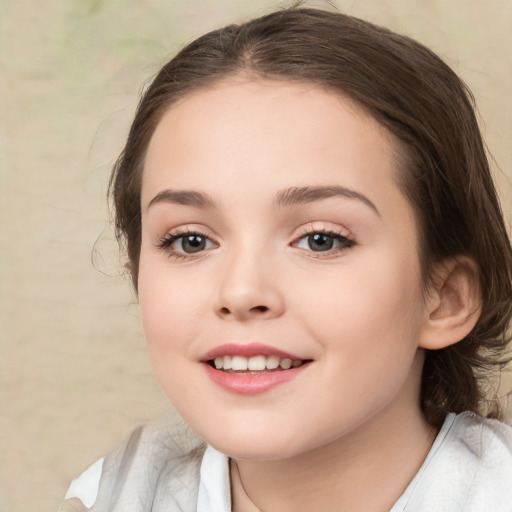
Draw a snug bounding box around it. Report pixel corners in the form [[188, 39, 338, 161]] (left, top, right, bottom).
[[156, 223, 219, 242], [292, 221, 353, 240]]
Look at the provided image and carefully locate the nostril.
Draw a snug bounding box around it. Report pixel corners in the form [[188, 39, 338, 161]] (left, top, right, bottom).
[[252, 305, 269, 313], [218, 304, 271, 317]]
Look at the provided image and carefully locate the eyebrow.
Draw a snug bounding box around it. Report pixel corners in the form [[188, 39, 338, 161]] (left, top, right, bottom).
[[275, 186, 380, 216], [147, 189, 217, 210], [147, 185, 380, 216]]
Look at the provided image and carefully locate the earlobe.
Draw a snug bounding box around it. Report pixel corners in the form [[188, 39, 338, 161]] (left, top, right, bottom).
[[419, 256, 481, 350]]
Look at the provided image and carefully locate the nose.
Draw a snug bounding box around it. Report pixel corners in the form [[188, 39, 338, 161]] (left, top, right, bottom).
[[214, 249, 285, 321]]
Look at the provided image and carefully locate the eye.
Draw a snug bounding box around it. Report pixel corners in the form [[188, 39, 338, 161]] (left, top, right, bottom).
[[175, 233, 211, 253], [294, 230, 354, 253], [157, 231, 216, 257]]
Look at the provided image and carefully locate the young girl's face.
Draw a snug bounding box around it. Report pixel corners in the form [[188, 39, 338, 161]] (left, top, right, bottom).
[[138, 79, 430, 460]]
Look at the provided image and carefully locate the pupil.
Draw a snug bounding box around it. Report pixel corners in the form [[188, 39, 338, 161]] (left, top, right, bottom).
[[308, 233, 333, 251], [183, 235, 206, 253]]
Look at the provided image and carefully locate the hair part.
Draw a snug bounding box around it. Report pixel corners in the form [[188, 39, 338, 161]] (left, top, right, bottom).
[[109, 6, 512, 427]]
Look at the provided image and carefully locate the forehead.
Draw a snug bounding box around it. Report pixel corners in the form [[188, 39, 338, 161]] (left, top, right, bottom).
[[142, 78, 403, 203], [151, 78, 386, 148]]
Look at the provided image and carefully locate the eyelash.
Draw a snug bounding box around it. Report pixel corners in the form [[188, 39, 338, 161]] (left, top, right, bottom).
[[156, 227, 355, 260], [292, 228, 355, 257], [156, 228, 217, 261]]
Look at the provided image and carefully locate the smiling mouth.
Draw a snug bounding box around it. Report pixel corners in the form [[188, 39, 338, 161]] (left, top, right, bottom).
[[209, 355, 308, 373]]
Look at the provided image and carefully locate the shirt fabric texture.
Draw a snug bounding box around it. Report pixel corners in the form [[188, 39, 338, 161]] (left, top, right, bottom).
[[62, 411, 512, 511]]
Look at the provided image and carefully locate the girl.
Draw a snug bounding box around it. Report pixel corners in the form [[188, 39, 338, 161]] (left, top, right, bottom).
[[62, 5, 512, 512]]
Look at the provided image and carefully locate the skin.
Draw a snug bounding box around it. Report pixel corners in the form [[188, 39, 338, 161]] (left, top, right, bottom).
[[138, 79, 443, 511]]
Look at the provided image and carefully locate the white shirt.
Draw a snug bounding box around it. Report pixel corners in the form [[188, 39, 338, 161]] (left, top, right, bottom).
[[65, 412, 512, 511]]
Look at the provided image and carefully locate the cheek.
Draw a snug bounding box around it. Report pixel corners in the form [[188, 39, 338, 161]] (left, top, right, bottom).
[[138, 262, 199, 357], [138, 267, 207, 407], [301, 261, 425, 421], [293, 252, 425, 362]]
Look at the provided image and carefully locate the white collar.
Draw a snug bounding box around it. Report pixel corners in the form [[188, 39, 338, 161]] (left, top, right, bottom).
[[197, 444, 232, 512]]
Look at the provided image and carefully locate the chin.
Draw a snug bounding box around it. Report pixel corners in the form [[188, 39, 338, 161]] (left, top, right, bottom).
[[195, 422, 311, 461], [212, 440, 297, 461]]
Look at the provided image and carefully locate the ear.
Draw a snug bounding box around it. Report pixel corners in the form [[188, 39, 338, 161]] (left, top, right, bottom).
[[419, 256, 481, 350]]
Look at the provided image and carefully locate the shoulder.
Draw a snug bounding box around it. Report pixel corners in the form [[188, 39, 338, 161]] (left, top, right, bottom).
[[435, 412, 512, 486], [62, 415, 207, 510], [448, 411, 512, 464], [399, 412, 512, 511]]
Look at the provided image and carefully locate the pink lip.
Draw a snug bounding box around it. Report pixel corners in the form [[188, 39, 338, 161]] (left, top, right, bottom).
[[203, 361, 311, 395], [200, 342, 311, 395], [201, 342, 302, 361]]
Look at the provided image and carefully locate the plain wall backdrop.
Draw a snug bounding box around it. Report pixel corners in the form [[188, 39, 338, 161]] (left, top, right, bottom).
[[1, 1, 511, 510]]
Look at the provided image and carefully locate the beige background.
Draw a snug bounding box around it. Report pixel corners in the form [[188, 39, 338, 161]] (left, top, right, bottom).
[[1, 1, 511, 511]]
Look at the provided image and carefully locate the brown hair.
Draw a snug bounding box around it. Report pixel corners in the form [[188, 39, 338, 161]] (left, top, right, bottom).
[[110, 6, 512, 427]]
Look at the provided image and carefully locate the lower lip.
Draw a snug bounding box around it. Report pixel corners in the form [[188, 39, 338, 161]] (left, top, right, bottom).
[[203, 362, 311, 395]]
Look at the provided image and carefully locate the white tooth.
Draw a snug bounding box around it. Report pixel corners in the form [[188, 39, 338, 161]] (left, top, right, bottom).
[[248, 355, 266, 371], [223, 355, 232, 370], [231, 356, 248, 371], [292, 360, 302, 368], [266, 356, 280, 370], [214, 357, 224, 369], [280, 358, 292, 370]]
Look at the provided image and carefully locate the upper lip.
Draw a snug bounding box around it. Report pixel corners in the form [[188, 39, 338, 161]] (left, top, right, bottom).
[[201, 342, 304, 362]]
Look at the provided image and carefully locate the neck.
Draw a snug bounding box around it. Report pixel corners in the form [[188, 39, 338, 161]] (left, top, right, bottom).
[[231, 360, 437, 512]]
